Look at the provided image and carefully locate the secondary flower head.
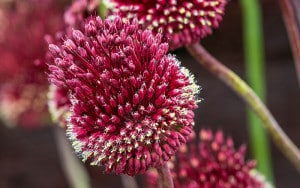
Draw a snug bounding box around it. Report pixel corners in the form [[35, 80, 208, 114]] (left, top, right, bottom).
[[109, 0, 227, 50], [64, 0, 100, 27], [0, 82, 49, 128], [147, 129, 271, 188], [0, 0, 66, 128], [48, 15, 200, 176]]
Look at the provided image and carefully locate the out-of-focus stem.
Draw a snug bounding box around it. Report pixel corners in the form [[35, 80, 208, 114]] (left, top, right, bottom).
[[240, 0, 274, 182], [156, 163, 174, 188], [54, 126, 91, 188], [293, 0, 300, 25], [279, 0, 300, 85], [98, 0, 107, 19], [120, 175, 138, 188], [186, 43, 300, 173]]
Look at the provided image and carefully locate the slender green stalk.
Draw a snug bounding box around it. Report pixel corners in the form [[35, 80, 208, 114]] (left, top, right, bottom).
[[186, 43, 300, 173], [157, 163, 174, 188], [54, 127, 91, 188], [98, 0, 107, 19], [240, 0, 274, 182]]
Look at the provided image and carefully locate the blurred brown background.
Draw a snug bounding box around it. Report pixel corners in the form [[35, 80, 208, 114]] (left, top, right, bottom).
[[0, 0, 300, 187]]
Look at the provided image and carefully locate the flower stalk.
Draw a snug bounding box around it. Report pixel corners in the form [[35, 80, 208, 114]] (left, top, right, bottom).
[[240, 0, 274, 182], [185, 42, 300, 173], [54, 126, 91, 188], [156, 163, 174, 188], [98, 0, 107, 19], [279, 0, 300, 86], [120, 175, 138, 188]]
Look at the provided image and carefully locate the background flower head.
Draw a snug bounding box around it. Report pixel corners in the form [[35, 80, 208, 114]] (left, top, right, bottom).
[[0, 82, 49, 128], [0, 0, 68, 128], [147, 129, 272, 188], [64, 0, 100, 27], [109, 0, 227, 50], [48, 15, 200, 175]]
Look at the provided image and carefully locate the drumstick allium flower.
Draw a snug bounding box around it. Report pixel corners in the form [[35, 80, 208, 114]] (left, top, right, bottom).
[[48, 16, 200, 176], [109, 0, 227, 50], [147, 129, 272, 188]]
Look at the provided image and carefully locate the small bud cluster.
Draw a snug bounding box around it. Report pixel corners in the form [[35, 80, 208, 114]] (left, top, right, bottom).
[[110, 0, 227, 50], [48, 16, 200, 175], [147, 129, 271, 188], [48, 84, 70, 127]]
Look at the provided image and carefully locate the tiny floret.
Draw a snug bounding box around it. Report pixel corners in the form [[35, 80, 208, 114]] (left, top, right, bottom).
[[48, 16, 200, 176]]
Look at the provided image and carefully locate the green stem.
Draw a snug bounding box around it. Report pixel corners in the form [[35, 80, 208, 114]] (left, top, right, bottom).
[[157, 163, 174, 188], [240, 0, 274, 182], [98, 0, 107, 19], [54, 127, 91, 188], [186, 42, 300, 173]]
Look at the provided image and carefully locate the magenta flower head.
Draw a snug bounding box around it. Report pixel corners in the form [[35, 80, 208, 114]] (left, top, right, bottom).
[[48, 16, 200, 175], [109, 0, 227, 50], [147, 129, 271, 188]]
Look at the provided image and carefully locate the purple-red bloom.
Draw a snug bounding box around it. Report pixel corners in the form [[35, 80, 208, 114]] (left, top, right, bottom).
[[147, 129, 271, 188], [109, 0, 227, 50], [48, 16, 200, 175]]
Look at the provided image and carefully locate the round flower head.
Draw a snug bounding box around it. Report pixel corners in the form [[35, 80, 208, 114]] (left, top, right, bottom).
[[147, 129, 272, 188], [109, 0, 227, 50], [48, 16, 200, 175]]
